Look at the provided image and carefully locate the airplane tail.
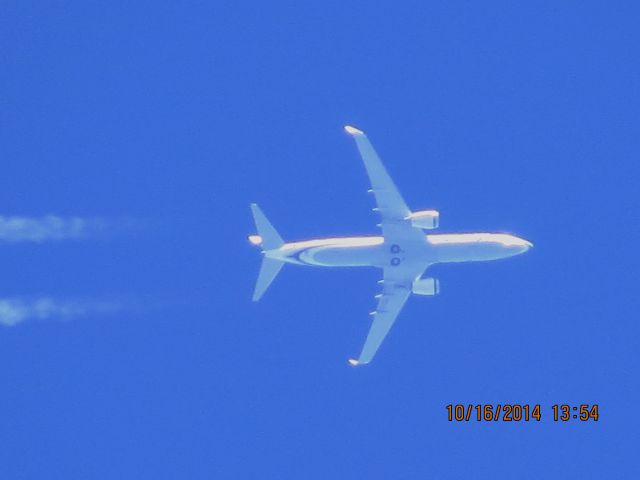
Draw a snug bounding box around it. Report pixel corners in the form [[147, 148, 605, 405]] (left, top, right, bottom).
[[249, 203, 285, 301]]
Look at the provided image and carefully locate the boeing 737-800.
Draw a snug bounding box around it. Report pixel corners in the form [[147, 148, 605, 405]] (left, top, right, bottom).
[[249, 126, 532, 365]]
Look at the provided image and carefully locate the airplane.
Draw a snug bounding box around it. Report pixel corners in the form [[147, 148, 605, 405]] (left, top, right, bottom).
[[248, 125, 533, 366]]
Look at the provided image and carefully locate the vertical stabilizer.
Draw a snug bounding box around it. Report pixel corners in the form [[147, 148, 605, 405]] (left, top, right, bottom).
[[249, 204, 285, 301]]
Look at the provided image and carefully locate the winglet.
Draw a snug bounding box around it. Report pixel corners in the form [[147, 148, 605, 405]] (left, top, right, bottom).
[[348, 358, 360, 366], [344, 125, 364, 136]]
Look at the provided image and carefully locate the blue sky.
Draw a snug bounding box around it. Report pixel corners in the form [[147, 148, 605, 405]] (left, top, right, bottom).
[[1, 1, 639, 478]]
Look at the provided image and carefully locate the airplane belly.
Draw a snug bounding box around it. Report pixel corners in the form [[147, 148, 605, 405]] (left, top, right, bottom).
[[433, 243, 510, 263], [300, 245, 382, 267]]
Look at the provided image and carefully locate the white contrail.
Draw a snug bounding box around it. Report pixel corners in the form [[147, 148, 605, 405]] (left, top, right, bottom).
[[0, 215, 137, 242], [0, 297, 123, 326]]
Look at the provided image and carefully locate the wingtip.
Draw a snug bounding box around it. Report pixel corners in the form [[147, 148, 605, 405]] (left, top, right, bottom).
[[344, 125, 364, 136]]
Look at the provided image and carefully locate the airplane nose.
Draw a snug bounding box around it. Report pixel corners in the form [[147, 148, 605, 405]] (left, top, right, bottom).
[[519, 238, 533, 252], [507, 235, 532, 253]]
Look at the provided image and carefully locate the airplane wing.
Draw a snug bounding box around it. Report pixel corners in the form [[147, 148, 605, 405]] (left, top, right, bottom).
[[349, 264, 427, 366], [345, 125, 430, 365], [345, 125, 424, 243]]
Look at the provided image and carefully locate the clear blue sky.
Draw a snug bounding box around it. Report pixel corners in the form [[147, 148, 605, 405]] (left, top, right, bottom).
[[1, 1, 639, 478]]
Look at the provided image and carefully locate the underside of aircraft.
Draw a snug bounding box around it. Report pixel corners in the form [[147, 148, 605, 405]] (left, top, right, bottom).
[[249, 126, 532, 365]]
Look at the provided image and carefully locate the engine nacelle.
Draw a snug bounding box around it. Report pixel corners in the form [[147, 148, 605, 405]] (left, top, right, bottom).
[[412, 277, 440, 296], [409, 210, 439, 229]]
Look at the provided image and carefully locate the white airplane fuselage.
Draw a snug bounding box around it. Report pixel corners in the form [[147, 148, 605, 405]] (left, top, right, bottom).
[[267, 232, 532, 268], [250, 125, 533, 365]]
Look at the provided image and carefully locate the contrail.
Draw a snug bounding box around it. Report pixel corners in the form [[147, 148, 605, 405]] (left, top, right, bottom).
[[0, 215, 138, 242], [0, 297, 123, 326]]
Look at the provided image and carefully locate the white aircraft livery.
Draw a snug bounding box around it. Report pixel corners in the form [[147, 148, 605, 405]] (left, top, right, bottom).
[[249, 126, 532, 366]]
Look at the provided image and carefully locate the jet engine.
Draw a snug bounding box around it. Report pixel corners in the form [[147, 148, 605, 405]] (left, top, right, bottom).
[[409, 210, 439, 229], [412, 277, 440, 296]]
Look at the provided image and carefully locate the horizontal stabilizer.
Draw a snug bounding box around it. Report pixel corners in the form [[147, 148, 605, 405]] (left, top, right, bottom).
[[253, 257, 284, 302], [250, 204, 285, 301], [250, 203, 284, 251]]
